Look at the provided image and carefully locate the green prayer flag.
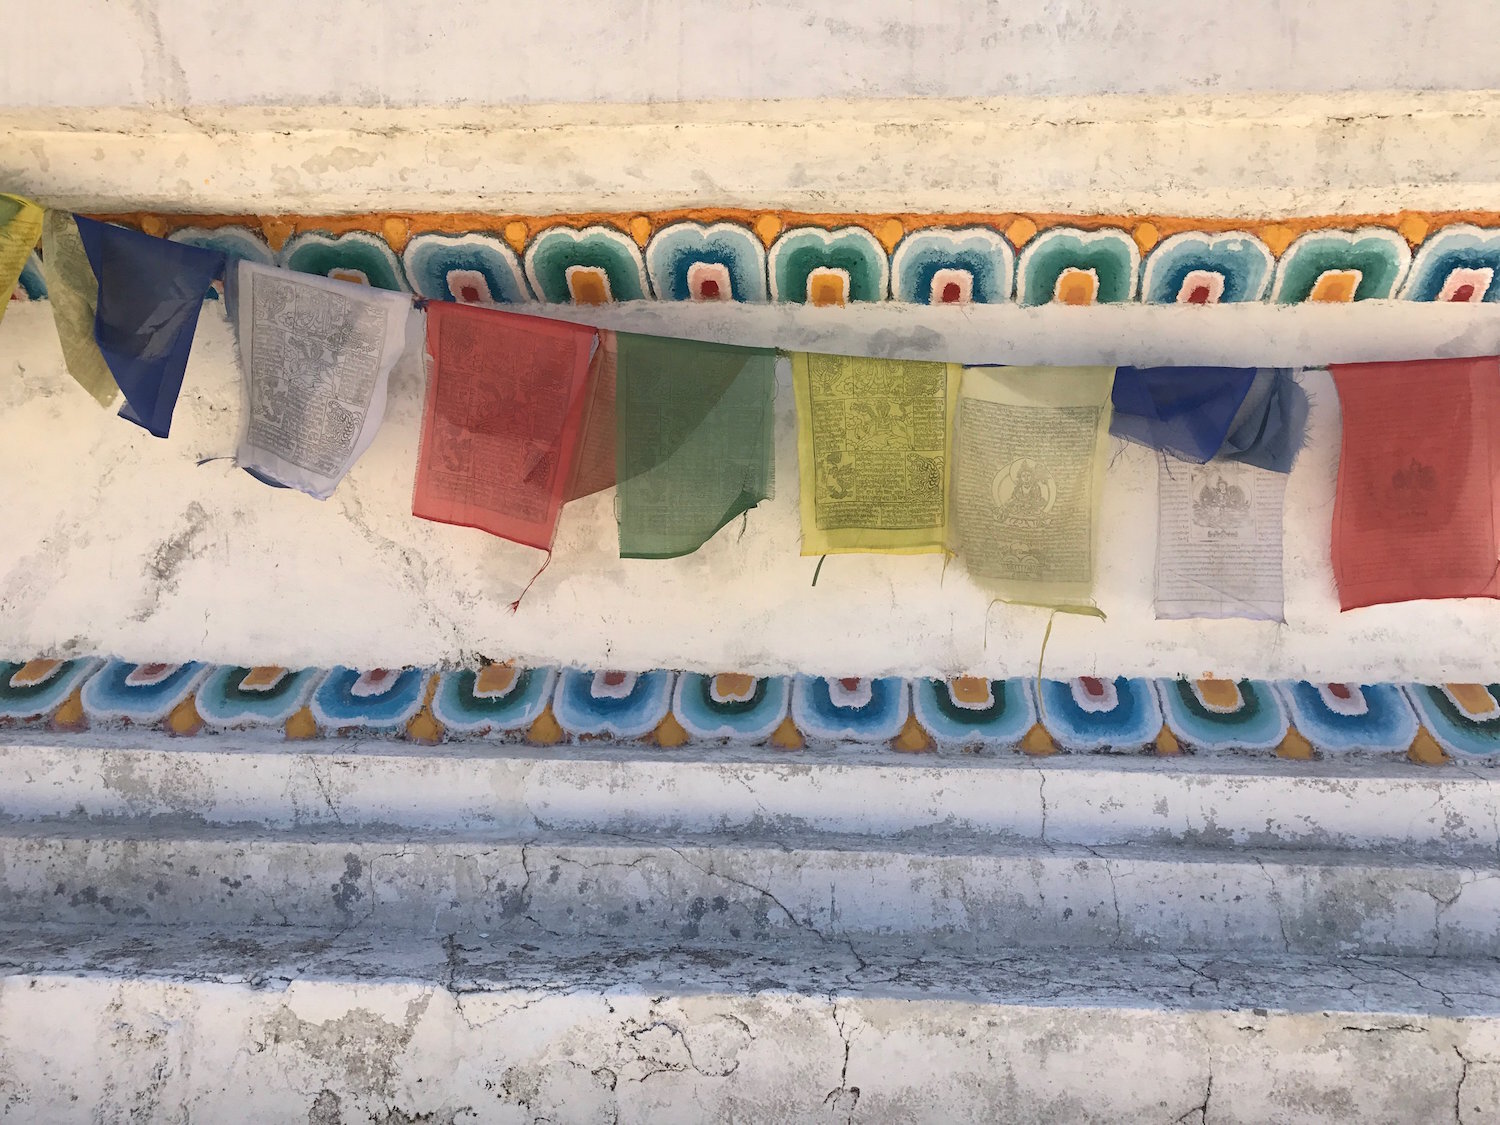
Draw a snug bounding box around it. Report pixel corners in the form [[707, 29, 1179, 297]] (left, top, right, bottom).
[[615, 333, 777, 560]]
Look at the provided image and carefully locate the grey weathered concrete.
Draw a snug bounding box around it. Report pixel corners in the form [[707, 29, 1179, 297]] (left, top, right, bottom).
[[1, 823, 1497, 959], [3, 733, 1498, 856], [1, 924, 1499, 1124], [2, 734, 1500, 1119]]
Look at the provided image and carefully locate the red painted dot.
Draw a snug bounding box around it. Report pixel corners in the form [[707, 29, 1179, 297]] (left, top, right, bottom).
[[366, 669, 390, 684], [1450, 284, 1476, 303], [941, 282, 962, 303], [1079, 676, 1106, 698], [459, 285, 481, 303], [699, 278, 721, 299], [602, 670, 627, 687], [1187, 285, 1212, 304], [839, 677, 863, 692], [138, 663, 169, 678], [1327, 683, 1353, 700]]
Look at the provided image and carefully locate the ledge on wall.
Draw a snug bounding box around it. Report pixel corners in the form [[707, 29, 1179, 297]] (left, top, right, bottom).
[[3, 90, 1500, 216]]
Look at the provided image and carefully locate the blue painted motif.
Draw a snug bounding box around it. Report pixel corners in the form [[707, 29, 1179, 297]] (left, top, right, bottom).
[[890, 227, 1014, 304], [14, 251, 46, 300], [1276, 682, 1417, 754], [790, 676, 909, 742], [310, 667, 428, 731], [1140, 232, 1274, 304], [402, 233, 531, 304], [552, 669, 675, 739], [1038, 678, 1160, 751], [645, 222, 768, 302], [80, 661, 210, 723], [1401, 225, 1500, 303]]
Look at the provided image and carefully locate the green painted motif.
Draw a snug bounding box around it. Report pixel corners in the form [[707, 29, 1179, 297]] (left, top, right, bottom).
[[1017, 229, 1138, 306], [1169, 678, 1266, 725], [524, 227, 649, 303], [1420, 684, 1500, 734], [769, 228, 888, 303], [1274, 234, 1410, 302], [692, 676, 767, 716], [280, 233, 408, 292]]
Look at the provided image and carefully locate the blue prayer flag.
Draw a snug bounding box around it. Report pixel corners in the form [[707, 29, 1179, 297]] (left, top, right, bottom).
[[1110, 365, 1258, 464], [1217, 369, 1310, 474], [74, 216, 224, 438]]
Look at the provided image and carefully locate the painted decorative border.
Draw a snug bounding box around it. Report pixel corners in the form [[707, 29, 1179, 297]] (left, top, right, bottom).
[[0, 658, 1489, 765], [11, 209, 1500, 310]]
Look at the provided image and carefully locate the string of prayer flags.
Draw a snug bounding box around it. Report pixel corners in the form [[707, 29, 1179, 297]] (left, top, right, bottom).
[[1329, 357, 1500, 611], [952, 365, 1115, 609], [231, 261, 414, 499], [39, 210, 119, 407], [1217, 368, 1310, 474], [0, 194, 42, 328], [412, 302, 597, 548], [1110, 365, 1258, 463], [566, 330, 618, 502], [1155, 457, 1287, 620], [616, 333, 776, 559], [793, 353, 960, 555], [74, 215, 225, 437]]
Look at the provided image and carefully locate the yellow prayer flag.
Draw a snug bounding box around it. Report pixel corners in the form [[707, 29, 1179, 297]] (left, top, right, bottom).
[[0, 194, 43, 328], [953, 365, 1116, 610], [793, 352, 961, 555], [40, 210, 119, 407]]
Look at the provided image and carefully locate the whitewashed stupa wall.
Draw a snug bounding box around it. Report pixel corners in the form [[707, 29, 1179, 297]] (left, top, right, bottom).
[[2, 0, 1500, 679]]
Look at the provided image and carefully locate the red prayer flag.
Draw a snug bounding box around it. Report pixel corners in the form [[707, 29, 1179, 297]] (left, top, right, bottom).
[[1330, 356, 1500, 610], [566, 330, 617, 502], [413, 303, 598, 551]]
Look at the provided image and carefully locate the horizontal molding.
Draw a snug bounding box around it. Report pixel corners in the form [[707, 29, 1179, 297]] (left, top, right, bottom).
[[13, 203, 1500, 309], [3, 91, 1500, 216], [0, 657, 1494, 761]]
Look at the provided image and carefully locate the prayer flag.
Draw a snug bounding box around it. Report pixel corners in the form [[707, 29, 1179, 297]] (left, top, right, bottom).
[[616, 333, 776, 559], [1330, 357, 1500, 610], [566, 330, 618, 502], [953, 366, 1115, 609], [1110, 366, 1257, 463], [793, 353, 960, 555], [1218, 368, 1309, 474], [413, 302, 597, 547], [74, 215, 224, 437], [1155, 457, 1286, 620], [0, 194, 42, 328], [40, 210, 118, 407], [232, 261, 414, 499]]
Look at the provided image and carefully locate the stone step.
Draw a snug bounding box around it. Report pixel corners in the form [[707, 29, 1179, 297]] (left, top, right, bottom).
[[2, 732, 1497, 857], [1, 821, 1495, 959], [0, 921, 1495, 1124]]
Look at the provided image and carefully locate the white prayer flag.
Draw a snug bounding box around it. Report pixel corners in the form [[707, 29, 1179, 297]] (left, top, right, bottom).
[[1155, 456, 1286, 621], [953, 365, 1115, 609], [232, 261, 413, 499]]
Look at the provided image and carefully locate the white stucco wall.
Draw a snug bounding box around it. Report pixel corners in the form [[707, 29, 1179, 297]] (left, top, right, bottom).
[[4, 298, 1500, 681], [3, 0, 1499, 108], [7, 95, 1500, 217]]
